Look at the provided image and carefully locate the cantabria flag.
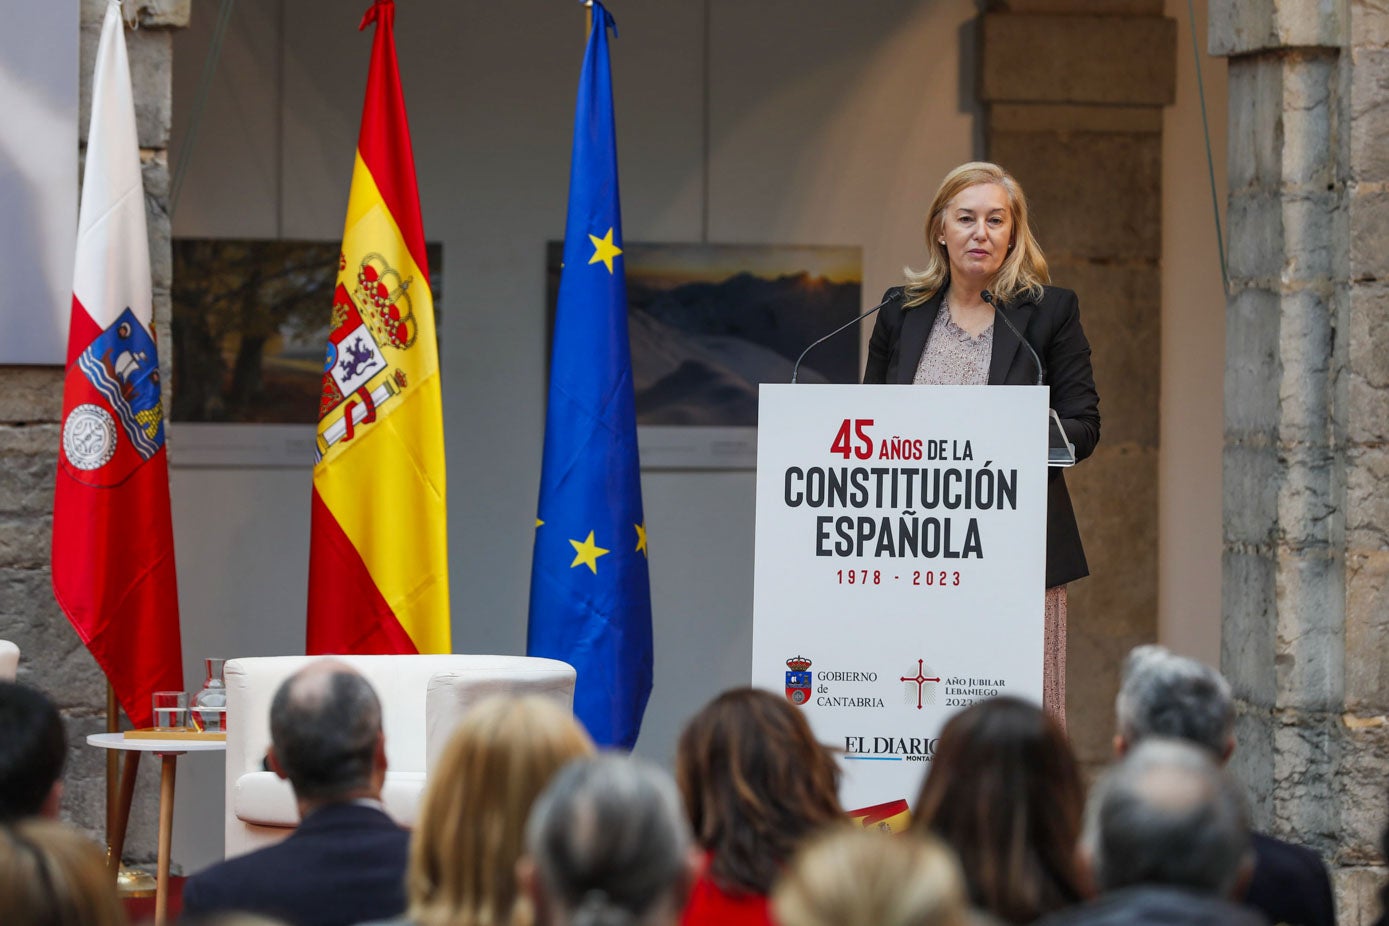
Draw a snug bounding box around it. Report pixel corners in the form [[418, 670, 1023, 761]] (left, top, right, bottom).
[[307, 0, 449, 655], [52, 0, 183, 727]]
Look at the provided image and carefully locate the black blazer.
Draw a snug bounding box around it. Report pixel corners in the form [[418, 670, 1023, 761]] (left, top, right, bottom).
[[181, 802, 410, 926], [862, 285, 1100, 588], [1243, 831, 1337, 926]]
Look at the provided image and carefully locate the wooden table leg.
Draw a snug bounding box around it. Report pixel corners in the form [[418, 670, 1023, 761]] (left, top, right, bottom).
[[108, 751, 140, 879], [154, 754, 177, 926]]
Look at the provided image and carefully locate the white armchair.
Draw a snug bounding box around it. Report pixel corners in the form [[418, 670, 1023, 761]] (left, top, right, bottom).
[[0, 640, 19, 681], [223, 654, 576, 860]]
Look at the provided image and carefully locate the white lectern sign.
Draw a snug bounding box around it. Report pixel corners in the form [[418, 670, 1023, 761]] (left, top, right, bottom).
[[751, 384, 1048, 813]]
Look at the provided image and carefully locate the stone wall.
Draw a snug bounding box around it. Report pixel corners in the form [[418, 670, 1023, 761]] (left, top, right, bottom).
[[1213, 0, 1389, 921], [980, 0, 1175, 772], [0, 0, 187, 865]]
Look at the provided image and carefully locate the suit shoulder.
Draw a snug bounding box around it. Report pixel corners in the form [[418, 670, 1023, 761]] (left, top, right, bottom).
[[1251, 831, 1330, 879], [1038, 285, 1079, 307]]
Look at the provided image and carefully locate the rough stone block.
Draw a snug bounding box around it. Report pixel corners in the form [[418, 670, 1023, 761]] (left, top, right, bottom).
[[1349, 186, 1389, 282], [1225, 287, 1282, 435], [1273, 549, 1344, 710], [1044, 258, 1160, 448], [143, 153, 172, 292], [0, 367, 64, 423], [0, 570, 108, 711], [1343, 282, 1389, 449], [1280, 52, 1339, 190], [1350, 48, 1389, 184], [1230, 703, 1275, 824], [1275, 445, 1337, 549], [1344, 551, 1389, 712], [1064, 441, 1158, 769], [1281, 194, 1339, 284], [1350, 0, 1389, 51], [1226, 57, 1285, 193], [980, 14, 1176, 105], [0, 424, 61, 517], [1270, 713, 1339, 846], [80, 24, 172, 150], [82, 0, 190, 28], [1347, 447, 1389, 552], [0, 516, 53, 572], [1210, 0, 1346, 56], [1335, 867, 1386, 926], [1223, 442, 1280, 547], [1275, 287, 1335, 442], [989, 131, 1162, 259], [1226, 191, 1284, 284], [1223, 549, 1278, 706], [1331, 718, 1389, 861]]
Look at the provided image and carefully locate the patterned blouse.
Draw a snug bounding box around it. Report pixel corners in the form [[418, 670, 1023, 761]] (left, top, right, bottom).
[[912, 301, 993, 385]]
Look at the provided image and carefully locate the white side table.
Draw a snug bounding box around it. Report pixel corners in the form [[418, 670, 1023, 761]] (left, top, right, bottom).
[[87, 732, 226, 926]]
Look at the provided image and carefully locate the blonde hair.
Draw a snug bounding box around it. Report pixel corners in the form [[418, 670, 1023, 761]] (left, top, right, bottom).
[[0, 820, 128, 926], [406, 695, 595, 926], [903, 161, 1049, 307], [772, 827, 971, 926]]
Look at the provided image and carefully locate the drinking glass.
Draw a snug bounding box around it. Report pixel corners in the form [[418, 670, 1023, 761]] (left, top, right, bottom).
[[152, 691, 188, 730]]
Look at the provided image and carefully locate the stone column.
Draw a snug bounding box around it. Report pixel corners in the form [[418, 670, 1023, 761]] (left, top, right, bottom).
[[0, 0, 188, 861], [979, 1, 1176, 771], [1214, 1, 1389, 921]]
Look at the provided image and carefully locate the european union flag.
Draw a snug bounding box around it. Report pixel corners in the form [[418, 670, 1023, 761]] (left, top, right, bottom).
[[528, 1, 652, 749]]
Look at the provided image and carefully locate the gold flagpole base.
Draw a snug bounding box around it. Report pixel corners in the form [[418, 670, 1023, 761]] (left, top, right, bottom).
[[107, 851, 157, 897]]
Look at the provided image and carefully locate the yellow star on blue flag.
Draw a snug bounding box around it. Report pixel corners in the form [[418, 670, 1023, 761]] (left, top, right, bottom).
[[588, 228, 622, 273]]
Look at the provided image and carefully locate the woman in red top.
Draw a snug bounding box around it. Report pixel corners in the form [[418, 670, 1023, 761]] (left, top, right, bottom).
[[675, 688, 843, 926]]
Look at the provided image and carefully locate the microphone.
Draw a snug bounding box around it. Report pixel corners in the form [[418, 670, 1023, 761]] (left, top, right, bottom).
[[791, 293, 896, 384], [982, 289, 1044, 386]]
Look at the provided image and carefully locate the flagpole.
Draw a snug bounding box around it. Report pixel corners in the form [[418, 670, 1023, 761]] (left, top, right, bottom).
[[106, 684, 117, 839], [105, 682, 156, 896]]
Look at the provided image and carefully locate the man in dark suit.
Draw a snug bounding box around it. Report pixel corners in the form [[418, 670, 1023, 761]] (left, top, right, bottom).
[[1114, 646, 1336, 926], [182, 661, 409, 926]]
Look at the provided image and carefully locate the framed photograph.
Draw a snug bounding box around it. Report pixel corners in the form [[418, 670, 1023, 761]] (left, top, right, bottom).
[[547, 242, 863, 469], [168, 238, 441, 467]]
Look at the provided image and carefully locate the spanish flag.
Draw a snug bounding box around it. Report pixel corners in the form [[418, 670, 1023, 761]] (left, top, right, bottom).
[[307, 0, 449, 655]]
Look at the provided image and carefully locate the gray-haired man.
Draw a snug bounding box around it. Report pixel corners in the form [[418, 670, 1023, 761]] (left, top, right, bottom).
[[1113, 645, 1335, 926], [1038, 738, 1266, 926], [182, 660, 409, 926]]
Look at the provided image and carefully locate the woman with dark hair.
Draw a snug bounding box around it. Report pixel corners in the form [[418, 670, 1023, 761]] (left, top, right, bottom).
[[675, 688, 843, 926], [911, 696, 1086, 924]]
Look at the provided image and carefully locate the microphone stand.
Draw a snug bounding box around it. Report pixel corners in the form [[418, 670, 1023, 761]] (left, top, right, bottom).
[[791, 294, 896, 384]]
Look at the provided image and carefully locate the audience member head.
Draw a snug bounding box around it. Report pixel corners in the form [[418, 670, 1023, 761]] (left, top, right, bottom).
[[676, 687, 842, 896], [0, 819, 127, 926], [1083, 737, 1250, 897], [0, 682, 66, 822], [267, 660, 384, 807], [911, 696, 1085, 924], [1114, 645, 1234, 760], [773, 827, 971, 926], [523, 754, 695, 926], [407, 695, 594, 926], [179, 915, 290, 926]]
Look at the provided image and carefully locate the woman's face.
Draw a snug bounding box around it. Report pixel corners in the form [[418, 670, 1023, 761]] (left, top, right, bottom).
[[938, 182, 1013, 287]]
